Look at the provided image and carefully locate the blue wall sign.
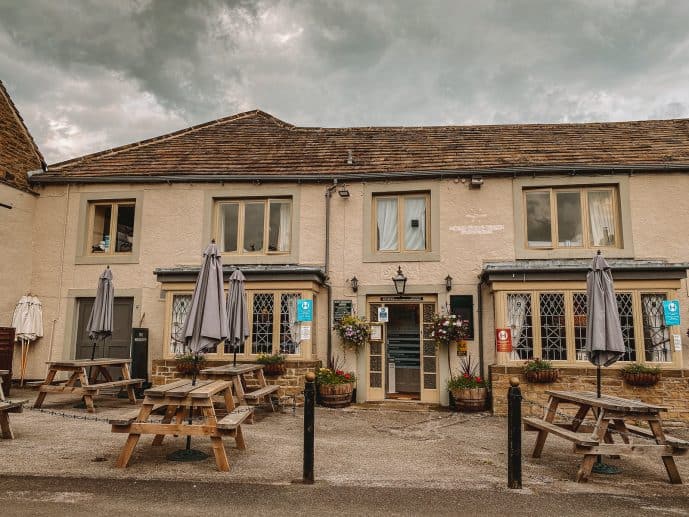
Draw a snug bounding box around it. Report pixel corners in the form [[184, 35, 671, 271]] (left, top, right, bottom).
[[297, 299, 313, 322], [663, 300, 681, 326]]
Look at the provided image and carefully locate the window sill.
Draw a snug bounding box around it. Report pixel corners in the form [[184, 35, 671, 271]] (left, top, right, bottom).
[[514, 247, 633, 260], [363, 250, 440, 263], [222, 253, 299, 265], [75, 253, 140, 265]]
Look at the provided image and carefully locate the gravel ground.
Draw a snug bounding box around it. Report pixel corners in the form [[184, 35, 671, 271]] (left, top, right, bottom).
[[2, 387, 689, 499]]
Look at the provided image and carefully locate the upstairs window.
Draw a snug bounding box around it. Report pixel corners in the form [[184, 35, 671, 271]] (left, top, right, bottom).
[[88, 200, 135, 254], [216, 199, 291, 254], [374, 193, 428, 252], [524, 187, 620, 249]]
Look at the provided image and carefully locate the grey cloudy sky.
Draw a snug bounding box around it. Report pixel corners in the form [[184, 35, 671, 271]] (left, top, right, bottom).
[[1, 0, 689, 164]]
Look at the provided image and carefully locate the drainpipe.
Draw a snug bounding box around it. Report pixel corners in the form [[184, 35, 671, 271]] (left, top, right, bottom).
[[324, 180, 338, 368], [477, 276, 485, 379]]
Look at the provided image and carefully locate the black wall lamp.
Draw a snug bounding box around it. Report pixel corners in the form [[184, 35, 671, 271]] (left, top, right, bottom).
[[350, 276, 359, 292], [338, 185, 350, 198], [392, 266, 407, 295], [445, 275, 453, 291]]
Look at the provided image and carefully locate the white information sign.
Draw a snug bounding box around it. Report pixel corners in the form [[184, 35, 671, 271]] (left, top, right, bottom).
[[300, 324, 311, 341], [673, 334, 682, 351], [377, 306, 389, 323]]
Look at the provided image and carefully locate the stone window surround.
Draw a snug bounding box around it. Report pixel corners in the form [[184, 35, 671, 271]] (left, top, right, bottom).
[[202, 186, 301, 265], [362, 181, 440, 263], [75, 191, 144, 265], [513, 175, 634, 259]]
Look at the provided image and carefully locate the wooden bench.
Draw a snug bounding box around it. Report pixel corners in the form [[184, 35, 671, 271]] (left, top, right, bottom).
[[217, 406, 255, 430], [109, 405, 164, 427], [82, 378, 144, 393], [523, 417, 599, 448], [622, 423, 689, 449], [244, 385, 280, 412], [0, 400, 27, 439]]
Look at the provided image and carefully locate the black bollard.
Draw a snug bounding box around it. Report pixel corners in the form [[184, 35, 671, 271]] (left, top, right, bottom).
[[303, 371, 316, 484], [507, 376, 522, 489]]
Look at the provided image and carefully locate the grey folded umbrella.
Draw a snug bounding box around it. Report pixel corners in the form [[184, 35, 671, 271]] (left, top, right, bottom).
[[226, 268, 249, 366], [86, 267, 114, 360]]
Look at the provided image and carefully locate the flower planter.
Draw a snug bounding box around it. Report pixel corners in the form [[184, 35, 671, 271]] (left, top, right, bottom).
[[318, 382, 354, 408], [176, 361, 205, 376], [451, 387, 487, 412], [622, 371, 660, 387], [525, 369, 559, 383], [263, 363, 286, 376]]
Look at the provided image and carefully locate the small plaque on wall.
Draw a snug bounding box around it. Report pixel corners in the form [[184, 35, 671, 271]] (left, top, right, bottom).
[[370, 324, 383, 341], [333, 300, 353, 324]]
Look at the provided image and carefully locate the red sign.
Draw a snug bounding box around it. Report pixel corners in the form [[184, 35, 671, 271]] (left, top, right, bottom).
[[496, 328, 512, 353]]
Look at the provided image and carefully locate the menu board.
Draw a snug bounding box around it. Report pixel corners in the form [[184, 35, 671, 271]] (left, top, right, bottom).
[[333, 300, 353, 323]]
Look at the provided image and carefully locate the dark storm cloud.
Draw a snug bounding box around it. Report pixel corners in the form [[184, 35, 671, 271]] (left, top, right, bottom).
[[1, 0, 689, 163]]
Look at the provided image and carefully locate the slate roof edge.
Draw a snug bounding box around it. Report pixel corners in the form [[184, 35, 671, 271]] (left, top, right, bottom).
[[0, 79, 47, 171]]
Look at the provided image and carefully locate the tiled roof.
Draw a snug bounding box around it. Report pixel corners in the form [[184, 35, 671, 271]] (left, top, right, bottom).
[[37, 110, 689, 182], [0, 80, 45, 192]]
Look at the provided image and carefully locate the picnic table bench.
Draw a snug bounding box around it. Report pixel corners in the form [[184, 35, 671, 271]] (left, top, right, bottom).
[[0, 369, 27, 439], [110, 379, 253, 471], [201, 363, 281, 411], [524, 390, 689, 483]]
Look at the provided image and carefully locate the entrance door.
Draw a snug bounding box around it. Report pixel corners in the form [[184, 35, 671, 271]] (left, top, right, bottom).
[[386, 304, 420, 400], [75, 298, 133, 362]]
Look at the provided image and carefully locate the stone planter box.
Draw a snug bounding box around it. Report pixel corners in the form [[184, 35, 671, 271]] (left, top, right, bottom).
[[525, 369, 559, 383], [622, 371, 660, 387]]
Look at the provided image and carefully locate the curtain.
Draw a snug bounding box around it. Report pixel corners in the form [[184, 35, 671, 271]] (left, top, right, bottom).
[[642, 294, 670, 361], [376, 198, 398, 250], [287, 295, 300, 354], [507, 294, 529, 360], [277, 202, 291, 252], [588, 191, 615, 246], [404, 197, 426, 250]]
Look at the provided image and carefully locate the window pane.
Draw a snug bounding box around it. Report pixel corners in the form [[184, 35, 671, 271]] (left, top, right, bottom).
[[243, 202, 265, 252], [376, 197, 399, 250], [280, 293, 301, 355], [525, 191, 552, 247], [268, 201, 291, 252], [556, 192, 582, 247], [616, 293, 636, 361], [588, 190, 616, 246], [641, 294, 671, 362], [91, 205, 112, 253], [220, 203, 239, 253], [507, 293, 533, 360], [170, 294, 192, 355], [115, 204, 135, 252], [539, 293, 566, 361], [251, 293, 274, 354], [573, 292, 588, 361], [404, 197, 426, 250]]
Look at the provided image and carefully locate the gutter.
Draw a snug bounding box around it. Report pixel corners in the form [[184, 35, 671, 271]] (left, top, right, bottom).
[[29, 162, 689, 186], [324, 180, 339, 368], [477, 277, 485, 380]]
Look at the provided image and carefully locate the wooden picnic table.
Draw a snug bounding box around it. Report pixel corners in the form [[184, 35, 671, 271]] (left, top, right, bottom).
[[524, 390, 689, 483], [0, 369, 26, 439], [201, 363, 280, 410], [110, 379, 253, 471], [33, 359, 144, 413]]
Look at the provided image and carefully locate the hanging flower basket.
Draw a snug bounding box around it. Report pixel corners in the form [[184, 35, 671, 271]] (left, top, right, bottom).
[[334, 315, 370, 354], [263, 362, 287, 376], [175, 353, 206, 376], [256, 353, 286, 376], [523, 358, 559, 383], [621, 363, 661, 387]]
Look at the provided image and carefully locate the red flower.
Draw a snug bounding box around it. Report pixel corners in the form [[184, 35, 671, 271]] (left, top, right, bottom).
[[336, 370, 343, 375], [463, 373, 470, 378], [476, 377, 482, 383], [344, 373, 351, 379]]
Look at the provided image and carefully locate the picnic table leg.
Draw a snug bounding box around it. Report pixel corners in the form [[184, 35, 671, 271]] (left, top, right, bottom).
[[119, 364, 137, 404], [0, 411, 13, 439], [77, 370, 97, 413], [648, 420, 683, 484], [577, 412, 613, 482], [152, 405, 178, 446], [576, 454, 597, 482], [532, 398, 559, 458], [570, 405, 590, 432], [115, 404, 155, 468], [202, 406, 230, 472], [612, 420, 630, 444], [33, 368, 57, 409], [232, 376, 247, 406]]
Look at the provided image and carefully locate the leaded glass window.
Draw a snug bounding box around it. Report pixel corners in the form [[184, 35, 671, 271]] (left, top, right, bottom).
[[539, 293, 566, 360], [251, 293, 274, 354], [170, 294, 192, 355], [642, 293, 671, 362], [507, 293, 533, 360], [573, 292, 588, 361], [279, 293, 301, 355], [616, 293, 636, 362]]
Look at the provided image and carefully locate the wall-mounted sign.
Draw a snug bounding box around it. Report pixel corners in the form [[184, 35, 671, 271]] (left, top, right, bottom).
[[333, 300, 353, 324], [370, 324, 383, 341], [496, 328, 512, 353], [297, 299, 313, 322], [663, 300, 680, 326], [673, 334, 682, 351], [380, 296, 424, 302], [300, 324, 311, 341], [377, 306, 389, 323]]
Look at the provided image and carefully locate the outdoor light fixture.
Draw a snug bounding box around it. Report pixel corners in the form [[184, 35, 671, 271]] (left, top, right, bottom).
[[392, 266, 407, 295], [445, 275, 453, 291], [470, 175, 484, 188], [338, 185, 350, 198], [350, 276, 359, 292]]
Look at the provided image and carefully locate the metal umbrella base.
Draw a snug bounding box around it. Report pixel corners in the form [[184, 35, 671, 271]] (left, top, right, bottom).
[[167, 449, 209, 462], [592, 461, 621, 475]]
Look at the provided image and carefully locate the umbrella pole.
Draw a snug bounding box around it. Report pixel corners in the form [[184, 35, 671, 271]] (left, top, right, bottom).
[[597, 364, 601, 398], [233, 345, 237, 367]]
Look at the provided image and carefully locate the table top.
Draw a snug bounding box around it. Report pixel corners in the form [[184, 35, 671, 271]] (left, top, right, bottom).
[[46, 359, 131, 367], [0, 370, 8, 375], [144, 379, 232, 401], [201, 363, 264, 375], [546, 390, 667, 413]]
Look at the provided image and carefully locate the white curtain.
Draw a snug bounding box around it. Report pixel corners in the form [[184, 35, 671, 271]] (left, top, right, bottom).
[[642, 295, 670, 362], [404, 197, 426, 250], [507, 294, 530, 360], [287, 295, 300, 354], [277, 202, 291, 252], [376, 198, 398, 250], [588, 191, 615, 246]]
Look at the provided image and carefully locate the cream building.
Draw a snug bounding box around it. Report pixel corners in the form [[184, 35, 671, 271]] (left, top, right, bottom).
[[4, 109, 689, 417]]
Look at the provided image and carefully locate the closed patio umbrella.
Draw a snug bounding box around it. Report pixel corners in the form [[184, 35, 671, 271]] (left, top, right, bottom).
[[87, 267, 114, 360], [12, 295, 43, 385], [226, 269, 249, 366], [171, 240, 228, 462]]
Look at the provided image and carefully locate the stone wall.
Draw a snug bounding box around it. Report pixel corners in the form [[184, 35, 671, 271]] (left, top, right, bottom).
[[490, 365, 689, 423], [152, 359, 321, 403]]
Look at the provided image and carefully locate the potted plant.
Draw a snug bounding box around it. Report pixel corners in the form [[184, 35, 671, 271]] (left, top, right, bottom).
[[447, 355, 487, 412], [621, 363, 661, 386], [523, 358, 559, 383], [334, 314, 371, 356], [316, 367, 356, 408], [175, 352, 206, 376], [256, 353, 286, 376]]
